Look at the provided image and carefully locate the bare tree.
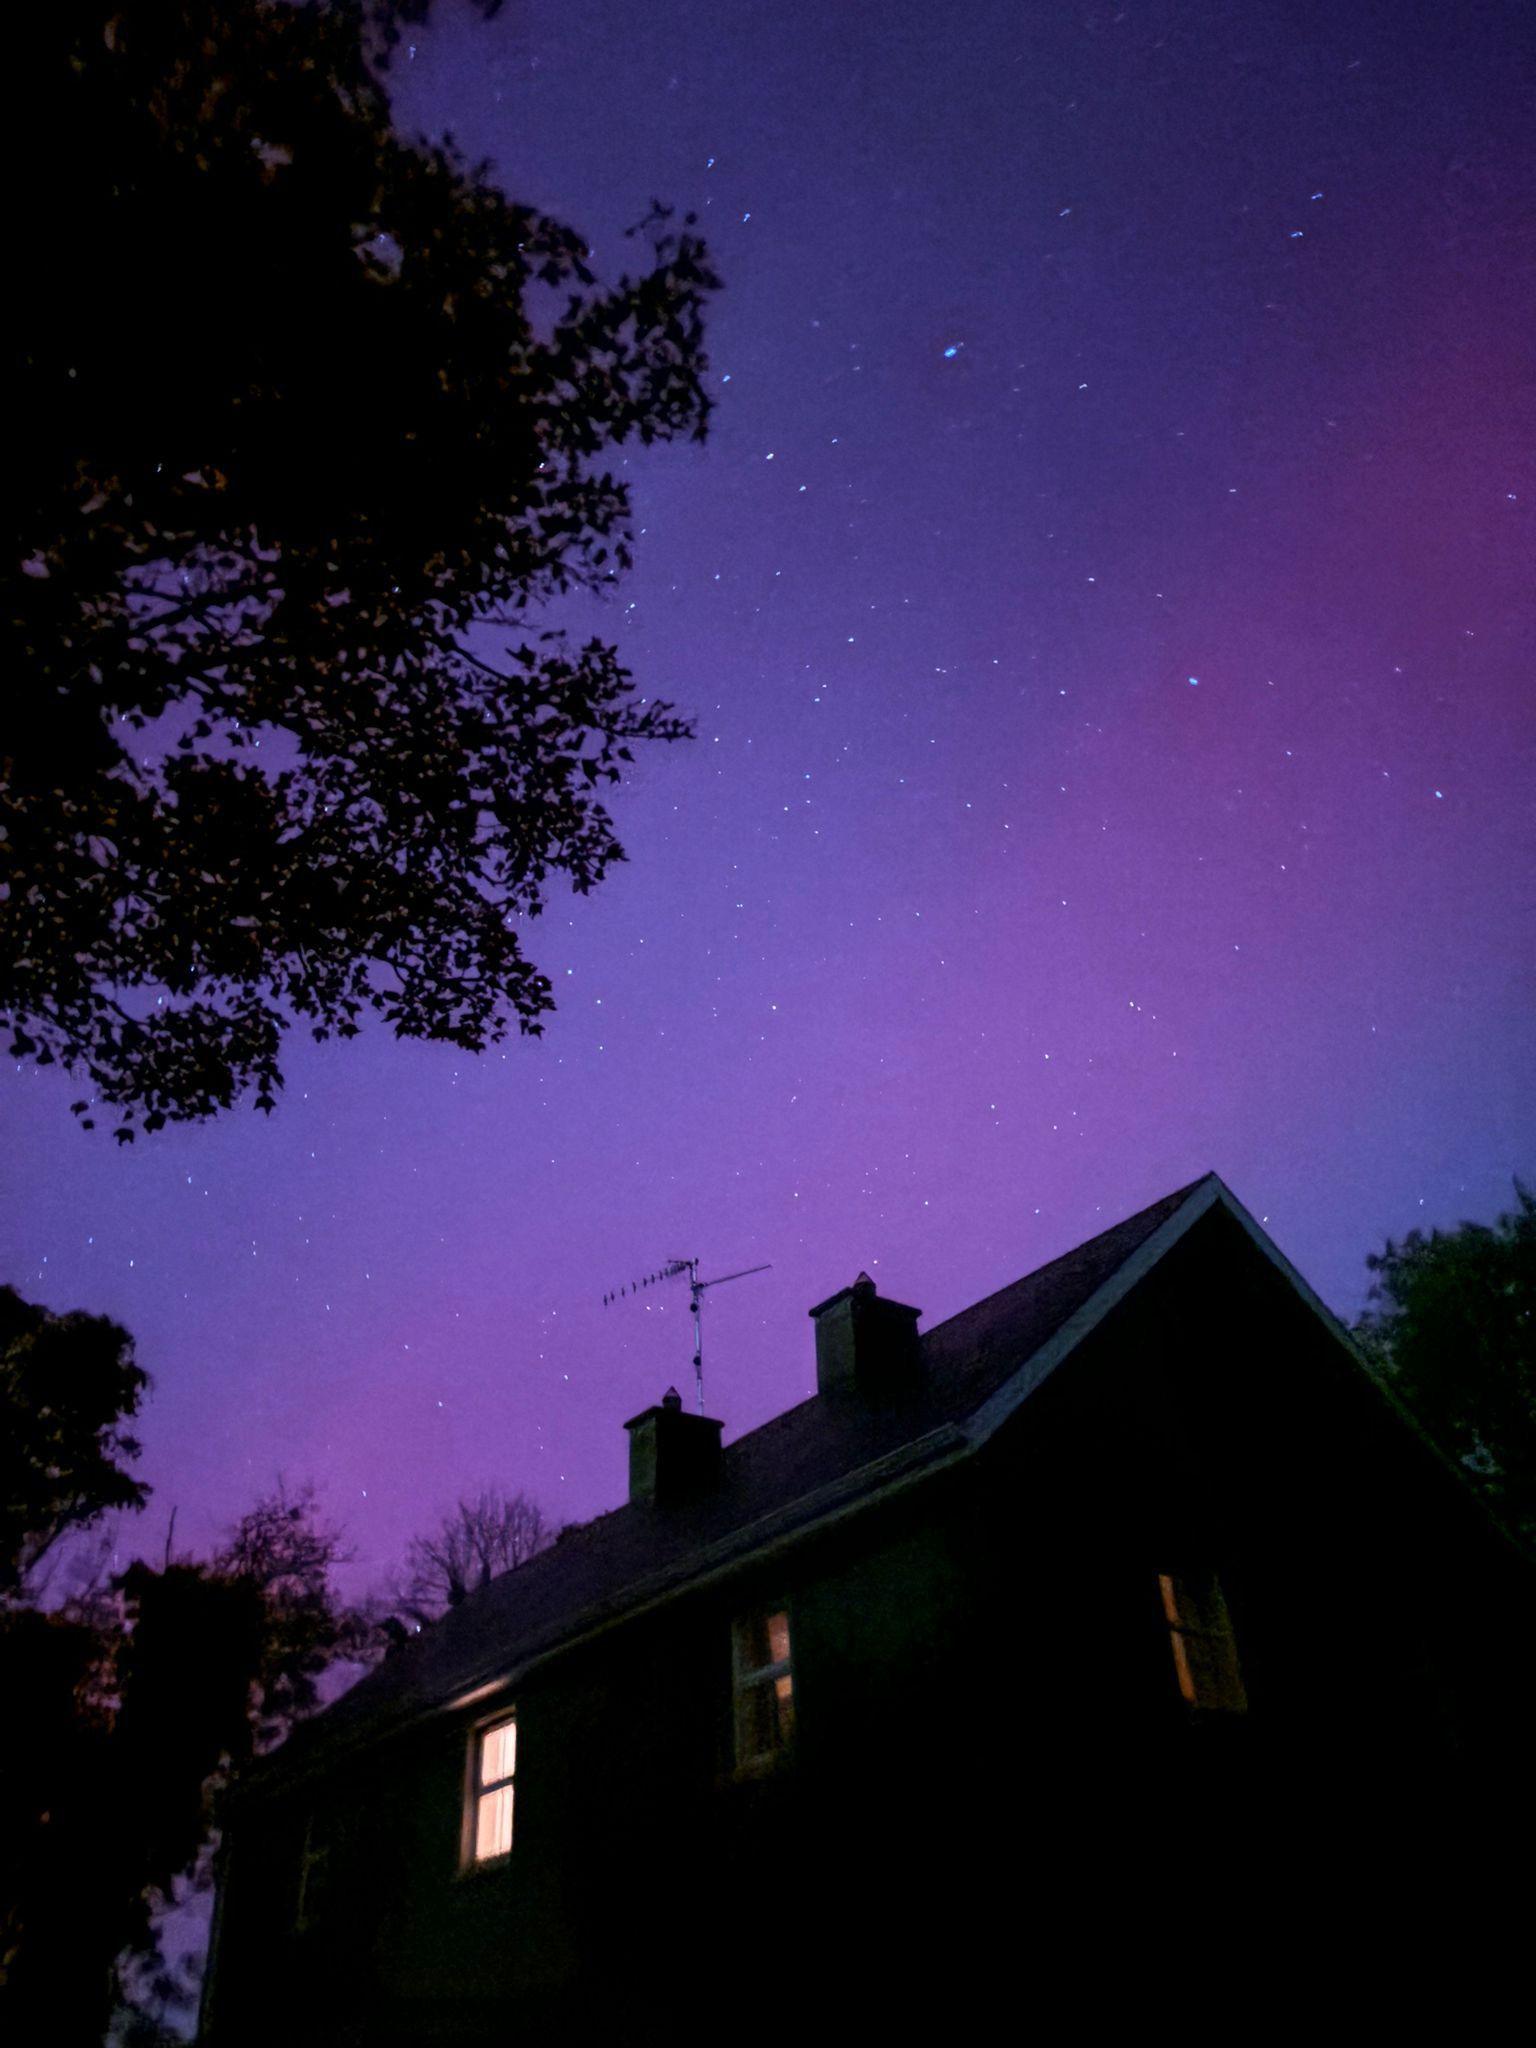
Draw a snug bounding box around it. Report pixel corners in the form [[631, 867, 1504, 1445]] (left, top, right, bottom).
[[215, 1479, 376, 1744], [397, 1488, 557, 1625]]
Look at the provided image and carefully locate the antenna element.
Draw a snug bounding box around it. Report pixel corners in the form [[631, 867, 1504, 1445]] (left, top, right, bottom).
[[601, 1257, 771, 1412]]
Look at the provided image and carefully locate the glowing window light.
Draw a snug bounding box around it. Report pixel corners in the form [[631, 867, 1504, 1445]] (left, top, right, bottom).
[[733, 1607, 795, 1769], [473, 1714, 517, 1861]]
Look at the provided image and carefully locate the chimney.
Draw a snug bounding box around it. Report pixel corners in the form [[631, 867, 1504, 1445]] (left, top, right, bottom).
[[809, 1273, 923, 1400], [623, 1386, 724, 1507]]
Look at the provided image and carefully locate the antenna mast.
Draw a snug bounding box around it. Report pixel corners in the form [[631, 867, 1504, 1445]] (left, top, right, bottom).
[[601, 1258, 772, 1412]]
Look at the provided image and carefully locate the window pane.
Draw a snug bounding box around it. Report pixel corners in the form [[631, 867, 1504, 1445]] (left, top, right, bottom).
[[738, 1607, 791, 1675], [480, 1717, 517, 1788], [774, 1671, 795, 1746], [736, 1681, 777, 1764], [1158, 1573, 1183, 1630], [736, 1673, 796, 1765], [296, 1820, 329, 1932], [475, 1783, 514, 1861], [1159, 1571, 1247, 1713], [766, 1611, 791, 1667], [1181, 1620, 1247, 1712], [1167, 1625, 1200, 1706]]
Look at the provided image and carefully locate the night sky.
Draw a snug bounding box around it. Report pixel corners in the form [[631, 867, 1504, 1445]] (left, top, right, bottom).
[[4, 0, 1533, 1596]]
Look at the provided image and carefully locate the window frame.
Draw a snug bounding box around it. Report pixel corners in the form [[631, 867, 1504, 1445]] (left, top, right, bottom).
[[295, 1811, 329, 1934], [731, 1601, 796, 1776], [462, 1708, 518, 1870], [1157, 1568, 1248, 1715]]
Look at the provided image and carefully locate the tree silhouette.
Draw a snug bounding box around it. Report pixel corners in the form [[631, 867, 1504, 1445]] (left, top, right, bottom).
[[1356, 1180, 1536, 1547], [3, 1, 718, 1138], [216, 1479, 378, 1745], [397, 1485, 557, 1623], [0, 1285, 149, 1602], [0, 1294, 376, 2037], [0, 1562, 267, 2044]]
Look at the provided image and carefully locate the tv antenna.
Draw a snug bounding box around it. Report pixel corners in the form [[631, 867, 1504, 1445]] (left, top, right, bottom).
[[601, 1257, 771, 1413]]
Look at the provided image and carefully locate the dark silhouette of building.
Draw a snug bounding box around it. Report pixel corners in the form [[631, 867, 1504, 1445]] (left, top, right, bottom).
[[202, 1175, 1536, 2043]]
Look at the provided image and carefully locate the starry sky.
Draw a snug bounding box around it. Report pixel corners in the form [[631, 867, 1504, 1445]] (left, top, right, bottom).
[[4, 0, 1533, 1596]]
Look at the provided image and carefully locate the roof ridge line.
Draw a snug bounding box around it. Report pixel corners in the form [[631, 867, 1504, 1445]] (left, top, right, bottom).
[[921, 1171, 1219, 1345]]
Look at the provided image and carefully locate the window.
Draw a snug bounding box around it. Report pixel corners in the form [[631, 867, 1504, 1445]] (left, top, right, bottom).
[[472, 1714, 517, 1862], [1158, 1571, 1248, 1713], [733, 1606, 795, 1769], [295, 1813, 329, 1933]]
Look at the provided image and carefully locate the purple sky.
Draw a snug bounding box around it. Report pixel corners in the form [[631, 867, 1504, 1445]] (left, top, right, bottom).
[[4, 0, 1533, 1596]]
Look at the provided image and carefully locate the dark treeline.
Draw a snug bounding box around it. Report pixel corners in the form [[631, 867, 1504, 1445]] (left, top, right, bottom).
[[0, 1279, 557, 2041]]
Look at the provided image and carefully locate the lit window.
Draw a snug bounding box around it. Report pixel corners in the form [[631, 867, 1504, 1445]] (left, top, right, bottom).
[[473, 1714, 516, 1861], [733, 1606, 795, 1768], [1158, 1571, 1248, 1713]]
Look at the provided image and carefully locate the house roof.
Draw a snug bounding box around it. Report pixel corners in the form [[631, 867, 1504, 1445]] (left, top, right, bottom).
[[256, 1171, 1317, 1791]]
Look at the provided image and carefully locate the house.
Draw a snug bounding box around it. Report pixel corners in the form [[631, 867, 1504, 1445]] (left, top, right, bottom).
[[201, 1174, 1536, 2043]]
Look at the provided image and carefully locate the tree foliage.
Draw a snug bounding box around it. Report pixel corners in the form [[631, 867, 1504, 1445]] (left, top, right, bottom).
[[2, 0, 717, 1138], [0, 1492, 374, 2039], [397, 1484, 556, 1624], [0, 1293, 375, 2035], [1355, 1180, 1536, 1545], [1, 1565, 268, 2044], [0, 1284, 149, 1601]]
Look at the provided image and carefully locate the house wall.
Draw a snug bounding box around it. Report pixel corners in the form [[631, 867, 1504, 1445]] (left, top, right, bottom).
[[204, 1213, 1536, 2042]]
